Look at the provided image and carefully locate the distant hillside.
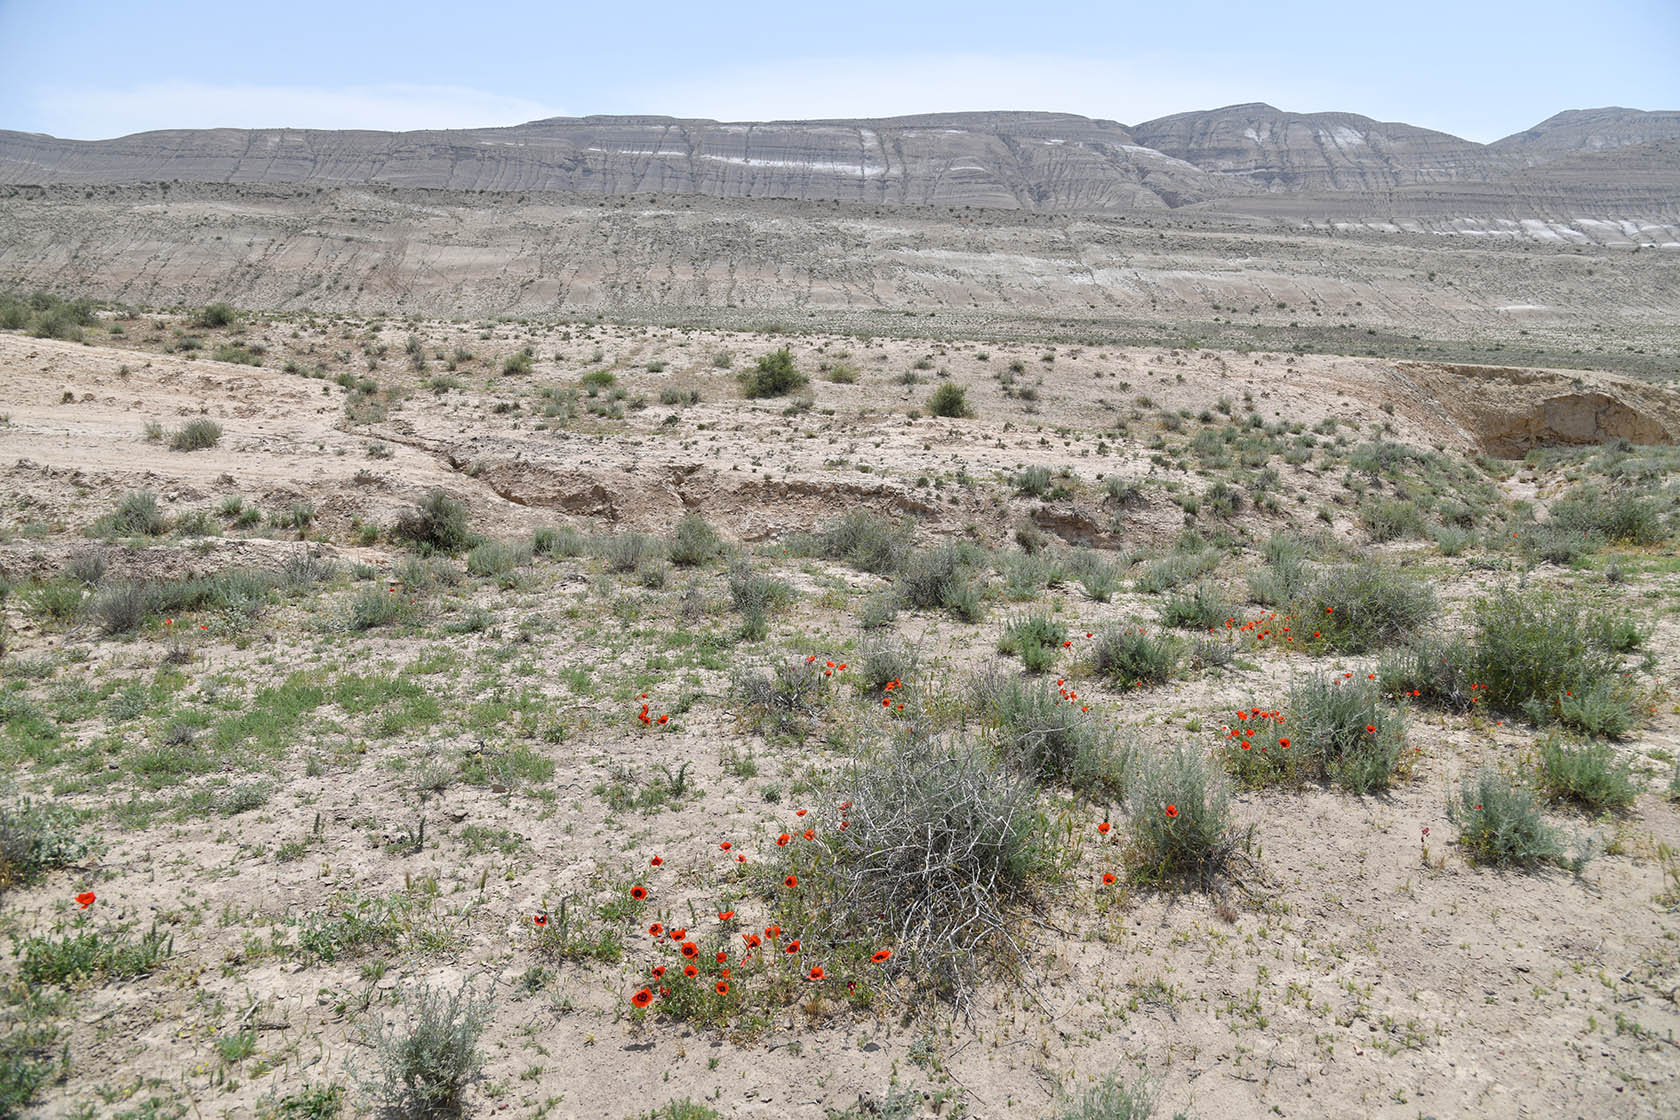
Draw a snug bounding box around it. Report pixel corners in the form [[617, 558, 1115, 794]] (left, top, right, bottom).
[[1, 104, 1676, 214]]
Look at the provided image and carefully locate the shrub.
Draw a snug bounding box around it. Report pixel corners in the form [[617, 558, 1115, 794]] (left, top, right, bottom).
[[28, 580, 83, 624], [1125, 745, 1239, 884], [805, 510, 913, 575], [596, 532, 663, 574], [63, 551, 107, 587], [859, 592, 898, 631], [17, 924, 172, 987], [824, 361, 859, 384], [217, 782, 271, 816], [1535, 735, 1637, 812], [465, 539, 530, 578], [1467, 586, 1639, 734], [348, 587, 413, 631], [1276, 673, 1408, 793], [1134, 548, 1221, 594], [1090, 627, 1180, 687], [29, 310, 83, 341], [897, 543, 978, 615], [997, 611, 1066, 672], [1053, 1073, 1166, 1120], [90, 582, 155, 634], [828, 732, 1045, 1005], [1160, 584, 1229, 631], [501, 347, 535, 375], [1361, 498, 1426, 542], [0, 798, 100, 895], [1248, 533, 1312, 605], [1550, 486, 1668, 545], [533, 526, 586, 557], [731, 656, 826, 740], [666, 513, 721, 567], [1434, 526, 1474, 556], [1104, 476, 1144, 505], [1299, 560, 1436, 654], [739, 347, 807, 398], [973, 670, 1128, 797], [726, 558, 792, 640], [1450, 768, 1577, 870], [1012, 466, 1053, 497], [855, 638, 919, 694], [393, 489, 474, 554], [926, 383, 975, 418], [169, 418, 223, 451], [194, 303, 238, 328], [1070, 552, 1124, 603], [356, 979, 492, 1118], [99, 490, 168, 537]]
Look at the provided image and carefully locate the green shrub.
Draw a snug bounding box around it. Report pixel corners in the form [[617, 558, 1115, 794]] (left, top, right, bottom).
[[0, 1014, 68, 1119], [739, 347, 807, 398], [16, 924, 173, 987], [1090, 627, 1180, 687], [62, 551, 108, 587], [1125, 745, 1239, 884], [1159, 584, 1229, 631], [393, 489, 474, 554], [465, 539, 530, 578], [666, 513, 721, 567], [533, 525, 586, 557], [1299, 560, 1436, 654], [1277, 673, 1407, 793], [0, 798, 100, 895], [98, 490, 168, 537], [1012, 466, 1053, 497], [1069, 552, 1124, 603], [828, 732, 1045, 1004], [90, 582, 155, 634], [855, 639, 919, 694], [217, 782, 271, 816], [897, 543, 980, 616], [256, 1083, 345, 1120], [973, 670, 1128, 797], [1550, 486, 1668, 545], [824, 360, 859, 384], [1360, 498, 1426, 542], [1535, 735, 1637, 812], [1467, 586, 1639, 734], [169, 418, 223, 451], [997, 611, 1067, 672], [926, 383, 976, 418], [596, 532, 663, 574], [502, 347, 535, 375], [356, 979, 492, 1118], [1450, 769, 1577, 870], [1053, 1073, 1168, 1120], [731, 656, 825, 740], [1134, 548, 1221, 594], [347, 588, 413, 631], [29, 310, 83, 341], [803, 510, 914, 575], [859, 592, 899, 631], [1434, 526, 1474, 556], [27, 580, 83, 624], [193, 303, 238, 328]]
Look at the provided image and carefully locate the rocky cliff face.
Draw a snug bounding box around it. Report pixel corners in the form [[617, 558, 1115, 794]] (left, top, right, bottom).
[[1128, 103, 1513, 192], [0, 112, 1252, 211]]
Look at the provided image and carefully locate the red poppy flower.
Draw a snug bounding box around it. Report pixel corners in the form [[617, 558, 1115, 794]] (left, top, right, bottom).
[[802, 829, 815, 841], [715, 980, 730, 995], [720, 968, 731, 978], [871, 949, 892, 963], [650, 856, 663, 866], [1097, 821, 1111, 835], [883, 698, 892, 707], [1240, 742, 1251, 751], [669, 927, 687, 940], [1164, 804, 1179, 819], [784, 875, 799, 889], [631, 988, 652, 1009], [717, 910, 735, 921], [808, 966, 825, 980], [532, 912, 548, 928], [838, 663, 847, 671], [648, 922, 664, 937], [681, 941, 699, 958], [776, 833, 790, 846], [764, 924, 782, 939], [715, 950, 728, 963], [1365, 725, 1376, 734], [796, 809, 807, 817], [657, 714, 668, 725], [630, 885, 648, 901], [719, 841, 732, 851], [1278, 738, 1290, 749], [652, 965, 666, 977], [736, 854, 746, 863], [743, 933, 761, 948], [1102, 872, 1116, 885], [683, 963, 698, 978], [1473, 804, 1482, 811], [784, 939, 801, 954], [1063, 640, 1072, 648], [660, 986, 671, 997], [72, 891, 96, 909]]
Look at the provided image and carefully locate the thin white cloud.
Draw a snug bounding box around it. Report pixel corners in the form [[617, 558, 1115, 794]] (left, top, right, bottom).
[[34, 81, 565, 139], [627, 52, 1337, 130]]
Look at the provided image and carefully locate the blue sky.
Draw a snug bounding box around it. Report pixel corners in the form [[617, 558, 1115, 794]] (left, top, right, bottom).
[[2, 0, 1676, 142]]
